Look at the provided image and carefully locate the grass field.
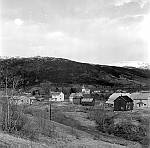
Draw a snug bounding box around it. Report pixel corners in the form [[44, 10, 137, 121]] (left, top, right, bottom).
[[1, 100, 149, 148], [23, 101, 143, 148]]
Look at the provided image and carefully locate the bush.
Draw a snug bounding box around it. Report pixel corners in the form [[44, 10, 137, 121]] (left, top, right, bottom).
[[113, 122, 147, 143], [88, 109, 148, 145]]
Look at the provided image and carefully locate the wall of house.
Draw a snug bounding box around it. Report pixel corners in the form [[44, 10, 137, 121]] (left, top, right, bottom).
[[134, 100, 148, 108], [114, 97, 133, 111], [148, 99, 150, 107], [114, 99, 126, 111], [73, 98, 81, 105], [60, 93, 64, 101], [69, 96, 73, 102], [52, 93, 64, 101]]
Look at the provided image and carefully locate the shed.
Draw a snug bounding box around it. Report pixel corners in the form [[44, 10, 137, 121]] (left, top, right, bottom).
[[114, 96, 133, 111], [73, 95, 83, 105], [131, 91, 150, 108], [81, 94, 95, 106], [69, 93, 83, 103]]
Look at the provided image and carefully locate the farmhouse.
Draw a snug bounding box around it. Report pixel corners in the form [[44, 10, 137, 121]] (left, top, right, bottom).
[[51, 92, 64, 102], [106, 93, 131, 106], [131, 91, 150, 108], [81, 94, 95, 106], [114, 96, 133, 111]]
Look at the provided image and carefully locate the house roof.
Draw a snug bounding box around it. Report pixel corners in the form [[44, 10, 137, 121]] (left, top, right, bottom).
[[106, 93, 131, 104], [81, 98, 94, 102], [30, 87, 41, 91], [51, 92, 63, 96], [29, 96, 36, 100], [115, 96, 133, 102], [83, 94, 92, 98], [136, 101, 144, 105], [130, 92, 150, 100], [11, 96, 29, 100], [69, 93, 83, 98]]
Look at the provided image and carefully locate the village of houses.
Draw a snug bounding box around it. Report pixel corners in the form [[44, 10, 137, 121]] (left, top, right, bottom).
[[0, 85, 150, 111], [0, 84, 150, 148]]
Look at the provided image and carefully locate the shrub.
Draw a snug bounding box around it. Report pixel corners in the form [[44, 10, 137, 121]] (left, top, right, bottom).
[[88, 109, 149, 145], [113, 122, 147, 143]]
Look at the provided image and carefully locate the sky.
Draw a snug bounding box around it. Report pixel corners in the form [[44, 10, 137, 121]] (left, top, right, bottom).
[[0, 0, 150, 65]]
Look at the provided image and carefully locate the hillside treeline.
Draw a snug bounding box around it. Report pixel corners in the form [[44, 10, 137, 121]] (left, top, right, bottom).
[[0, 57, 150, 89]]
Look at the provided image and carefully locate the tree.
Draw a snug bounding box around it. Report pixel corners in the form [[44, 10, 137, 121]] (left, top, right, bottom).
[[70, 87, 77, 94]]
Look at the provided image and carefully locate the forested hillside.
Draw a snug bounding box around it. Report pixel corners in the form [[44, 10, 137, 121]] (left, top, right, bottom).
[[0, 57, 150, 89]]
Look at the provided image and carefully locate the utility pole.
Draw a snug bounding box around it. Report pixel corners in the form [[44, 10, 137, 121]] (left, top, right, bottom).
[[49, 99, 51, 120]]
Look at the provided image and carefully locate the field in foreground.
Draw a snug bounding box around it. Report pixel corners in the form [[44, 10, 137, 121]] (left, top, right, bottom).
[[1, 101, 149, 148], [22, 101, 143, 148]]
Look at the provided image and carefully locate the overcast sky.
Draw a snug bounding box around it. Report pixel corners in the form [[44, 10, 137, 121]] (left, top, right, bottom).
[[0, 0, 150, 65]]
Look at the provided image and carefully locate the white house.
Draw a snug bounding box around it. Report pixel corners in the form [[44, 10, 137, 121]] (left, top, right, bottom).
[[131, 91, 150, 108], [51, 92, 64, 102]]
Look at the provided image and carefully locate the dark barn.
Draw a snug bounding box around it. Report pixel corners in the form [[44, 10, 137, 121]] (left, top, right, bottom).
[[73, 96, 83, 105], [81, 94, 95, 106], [114, 96, 133, 111]]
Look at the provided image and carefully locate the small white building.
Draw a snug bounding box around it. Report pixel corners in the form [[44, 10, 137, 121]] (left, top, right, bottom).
[[82, 85, 90, 94], [29, 96, 37, 104], [51, 92, 64, 102], [131, 91, 150, 108]]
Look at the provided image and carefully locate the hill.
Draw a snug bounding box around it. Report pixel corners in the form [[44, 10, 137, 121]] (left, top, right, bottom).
[[0, 57, 150, 90]]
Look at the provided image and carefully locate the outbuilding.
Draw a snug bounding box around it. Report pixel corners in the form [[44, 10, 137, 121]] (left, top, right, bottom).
[[81, 94, 95, 106], [69, 93, 83, 103], [51, 92, 64, 102], [131, 91, 150, 108], [106, 93, 131, 106], [114, 96, 133, 111]]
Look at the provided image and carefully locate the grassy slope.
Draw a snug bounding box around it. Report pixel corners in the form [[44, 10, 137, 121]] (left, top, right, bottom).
[[24, 102, 142, 148], [0, 132, 49, 148]]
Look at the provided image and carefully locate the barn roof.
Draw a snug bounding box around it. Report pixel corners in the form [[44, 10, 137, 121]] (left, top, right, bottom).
[[130, 92, 150, 100], [69, 93, 83, 98], [116, 96, 133, 102], [83, 94, 92, 98], [106, 93, 131, 104], [11, 95, 30, 100], [51, 92, 63, 96], [136, 101, 144, 105]]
